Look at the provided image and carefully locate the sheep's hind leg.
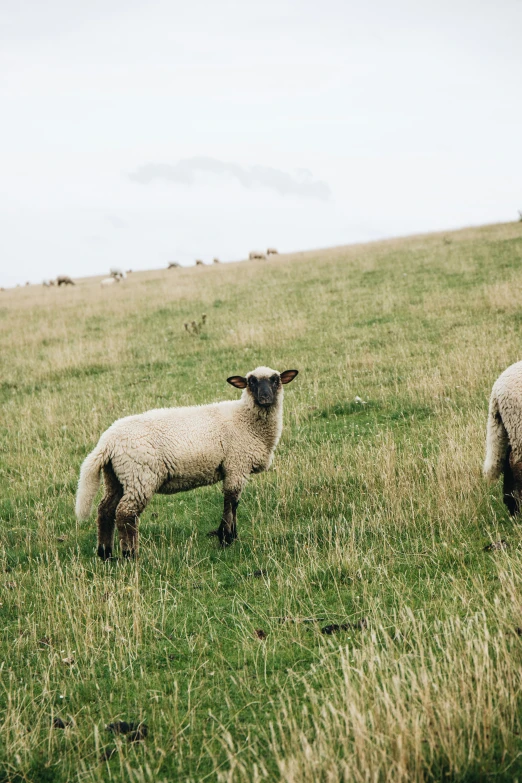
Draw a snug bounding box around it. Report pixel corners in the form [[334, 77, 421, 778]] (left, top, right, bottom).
[[97, 463, 123, 560], [504, 448, 522, 517], [115, 495, 148, 559]]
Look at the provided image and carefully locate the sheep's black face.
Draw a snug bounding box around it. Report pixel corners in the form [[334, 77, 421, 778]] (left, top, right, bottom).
[[248, 374, 280, 407], [227, 368, 298, 404]]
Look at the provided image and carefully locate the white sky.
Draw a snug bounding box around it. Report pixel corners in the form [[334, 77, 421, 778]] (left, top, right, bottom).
[[1, 0, 521, 286]]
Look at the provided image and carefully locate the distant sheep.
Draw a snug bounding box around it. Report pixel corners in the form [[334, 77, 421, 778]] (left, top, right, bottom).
[[101, 277, 119, 287], [168, 262, 180, 269], [56, 276, 75, 286], [75, 366, 299, 557], [249, 251, 266, 260], [484, 360, 522, 515], [42, 280, 55, 287], [195, 259, 204, 266], [213, 258, 220, 264], [110, 267, 126, 279], [267, 248, 278, 255]]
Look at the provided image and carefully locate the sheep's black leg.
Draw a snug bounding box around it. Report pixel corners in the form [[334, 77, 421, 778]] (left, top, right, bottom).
[[504, 448, 522, 517], [208, 490, 240, 546], [222, 491, 240, 545], [97, 462, 123, 560]]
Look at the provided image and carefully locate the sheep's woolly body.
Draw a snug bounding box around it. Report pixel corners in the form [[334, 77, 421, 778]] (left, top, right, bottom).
[[483, 360, 522, 482], [76, 366, 285, 523], [110, 267, 126, 279]]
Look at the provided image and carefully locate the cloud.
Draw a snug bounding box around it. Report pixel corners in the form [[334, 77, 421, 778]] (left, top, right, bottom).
[[128, 156, 331, 200]]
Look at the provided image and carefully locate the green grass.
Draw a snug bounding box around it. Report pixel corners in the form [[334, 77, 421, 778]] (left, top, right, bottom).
[[1, 223, 522, 781]]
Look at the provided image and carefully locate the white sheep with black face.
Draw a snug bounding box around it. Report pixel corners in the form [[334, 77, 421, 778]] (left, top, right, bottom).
[[75, 366, 298, 557]]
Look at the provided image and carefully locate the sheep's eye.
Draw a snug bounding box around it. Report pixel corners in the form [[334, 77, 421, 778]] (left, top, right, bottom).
[[249, 377, 257, 387], [270, 375, 278, 383]]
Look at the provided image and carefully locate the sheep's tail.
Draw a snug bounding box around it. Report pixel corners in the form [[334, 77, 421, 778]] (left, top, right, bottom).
[[75, 442, 107, 520], [483, 390, 509, 483]]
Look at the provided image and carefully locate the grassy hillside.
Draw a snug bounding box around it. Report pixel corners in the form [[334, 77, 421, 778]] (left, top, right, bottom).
[[1, 222, 522, 782]]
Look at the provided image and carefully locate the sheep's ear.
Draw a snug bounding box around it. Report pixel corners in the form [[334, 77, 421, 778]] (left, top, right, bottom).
[[280, 370, 299, 384], [227, 375, 248, 389]]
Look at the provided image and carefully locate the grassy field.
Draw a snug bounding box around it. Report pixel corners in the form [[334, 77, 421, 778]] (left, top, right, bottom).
[[2, 222, 522, 782]]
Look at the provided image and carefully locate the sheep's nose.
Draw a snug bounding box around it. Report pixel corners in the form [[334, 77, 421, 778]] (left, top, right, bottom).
[[257, 380, 274, 404], [257, 388, 273, 404]]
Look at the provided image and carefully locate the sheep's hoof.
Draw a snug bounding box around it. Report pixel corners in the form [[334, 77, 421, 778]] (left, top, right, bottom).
[[220, 528, 238, 547], [207, 527, 237, 546], [97, 545, 113, 561], [121, 549, 137, 560]]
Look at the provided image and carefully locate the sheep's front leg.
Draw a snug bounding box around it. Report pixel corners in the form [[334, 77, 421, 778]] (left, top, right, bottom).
[[221, 489, 240, 545], [208, 478, 246, 547]]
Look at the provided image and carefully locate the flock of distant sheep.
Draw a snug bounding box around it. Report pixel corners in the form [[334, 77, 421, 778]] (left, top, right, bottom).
[[0, 250, 280, 290], [32, 249, 280, 288], [168, 247, 278, 269]]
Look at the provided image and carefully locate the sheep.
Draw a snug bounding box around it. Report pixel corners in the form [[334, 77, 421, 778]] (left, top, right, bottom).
[[42, 280, 53, 287], [168, 262, 180, 269], [267, 248, 278, 255], [195, 259, 204, 266], [483, 360, 522, 515], [110, 267, 126, 279], [75, 366, 299, 558], [213, 258, 220, 264], [56, 275, 75, 286], [249, 251, 266, 260], [101, 277, 119, 287]]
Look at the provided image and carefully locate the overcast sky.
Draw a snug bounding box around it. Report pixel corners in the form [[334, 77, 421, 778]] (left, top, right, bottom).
[[1, 0, 521, 286]]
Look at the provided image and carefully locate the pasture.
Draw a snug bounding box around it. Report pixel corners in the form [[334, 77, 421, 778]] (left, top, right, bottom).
[[1, 222, 522, 782]]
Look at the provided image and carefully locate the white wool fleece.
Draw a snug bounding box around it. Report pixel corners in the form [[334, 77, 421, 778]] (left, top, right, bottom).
[[76, 366, 286, 520], [483, 360, 522, 482]]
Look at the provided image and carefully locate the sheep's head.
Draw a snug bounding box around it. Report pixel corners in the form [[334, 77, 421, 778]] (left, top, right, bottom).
[[227, 367, 298, 407]]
